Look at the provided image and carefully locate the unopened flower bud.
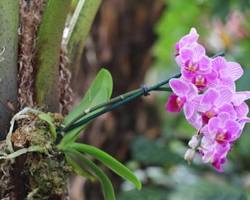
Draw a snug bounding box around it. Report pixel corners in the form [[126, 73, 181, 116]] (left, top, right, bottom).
[[188, 135, 199, 149], [184, 149, 196, 162]]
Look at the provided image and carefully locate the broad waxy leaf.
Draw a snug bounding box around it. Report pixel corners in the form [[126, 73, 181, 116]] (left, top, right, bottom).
[[60, 69, 113, 146], [67, 143, 142, 190], [65, 149, 115, 200]]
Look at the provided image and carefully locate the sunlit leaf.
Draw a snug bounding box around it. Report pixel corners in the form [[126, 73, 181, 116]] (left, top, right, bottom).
[[60, 68, 113, 146]]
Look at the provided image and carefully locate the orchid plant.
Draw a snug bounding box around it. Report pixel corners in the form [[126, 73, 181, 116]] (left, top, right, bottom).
[[1, 27, 248, 199]]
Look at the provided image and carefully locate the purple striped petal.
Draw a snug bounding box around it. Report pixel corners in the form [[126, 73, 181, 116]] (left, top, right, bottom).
[[221, 61, 244, 81], [235, 102, 249, 119], [184, 102, 195, 119], [169, 79, 189, 96]]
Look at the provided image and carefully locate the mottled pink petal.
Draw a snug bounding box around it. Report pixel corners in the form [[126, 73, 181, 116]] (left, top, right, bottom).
[[205, 70, 218, 82], [217, 112, 231, 126], [187, 83, 199, 98], [219, 78, 236, 91], [181, 69, 195, 80], [221, 61, 244, 81], [184, 102, 195, 119], [180, 48, 193, 62], [232, 91, 250, 106], [225, 120, 241, 141], [239, 117, 250, 125], [212, 56, 227, 71], [201, 88, 218, 105], [208, 117, 220, 133], [179, 28, 199, 48], [187, 113, 203, 129], [219, 104, 237, 120], [212, 160, 224, 172], [169, 79, 189, 96], [192, 44, 206, 61], [235, 102, 249, 119], [211, 143, 230, 172], [215, 88, 233, 107], [175, 42, 180, 52], [199, 56, 211, 71]]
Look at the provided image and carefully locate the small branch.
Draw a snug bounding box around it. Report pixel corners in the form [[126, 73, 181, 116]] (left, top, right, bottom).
[[62, 73, 181, 132]]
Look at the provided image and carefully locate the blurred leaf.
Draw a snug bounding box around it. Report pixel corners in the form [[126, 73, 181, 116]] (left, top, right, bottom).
[[65, 149, 115, 200], [131, 136, 183, 165], [118, 187, 167, 200], [65, 152, 95, 180], [60, 69, 113, 146], [153, 0, 204, 69], [236, 67, 250, 91], [169, 179, 246, 200], [239, 0, 250, 10], [210, 0, 231, 21], [68, 142, 142, 190], [237, 124, 250, 155], [234, 40, 250, 69]]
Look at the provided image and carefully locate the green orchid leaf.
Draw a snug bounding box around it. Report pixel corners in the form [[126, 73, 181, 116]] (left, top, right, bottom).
[[65, 149, 116, 200], [38, 113, 57, 140], [60, 68, 113, 146], [67, 143, 142, 190], [65, 152, 95, 181]]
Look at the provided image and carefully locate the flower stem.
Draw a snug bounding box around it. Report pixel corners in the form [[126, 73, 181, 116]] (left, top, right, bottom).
[[61, 73, 181, 133]]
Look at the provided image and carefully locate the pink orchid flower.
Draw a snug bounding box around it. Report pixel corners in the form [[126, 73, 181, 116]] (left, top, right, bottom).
[[165, 78, 198, 120], [166, 27, 250, 172]]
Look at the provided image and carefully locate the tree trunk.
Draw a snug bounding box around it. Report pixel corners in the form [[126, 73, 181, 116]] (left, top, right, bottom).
[[0, 1, 19, 137]]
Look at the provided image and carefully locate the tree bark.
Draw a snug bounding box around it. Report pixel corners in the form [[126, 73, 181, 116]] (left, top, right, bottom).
[[0, 1, 19, 137]]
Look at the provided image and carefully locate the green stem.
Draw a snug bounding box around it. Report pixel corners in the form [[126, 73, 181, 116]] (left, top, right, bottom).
[[35, 0, 71, 111], [64, 88, 141, 128], [62, 73, 180, 132]]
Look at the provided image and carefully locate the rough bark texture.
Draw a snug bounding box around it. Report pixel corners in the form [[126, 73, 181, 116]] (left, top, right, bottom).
[[18, 0, 46, 109], [0, 1, 19, 137], [70, 0, 165, 199]]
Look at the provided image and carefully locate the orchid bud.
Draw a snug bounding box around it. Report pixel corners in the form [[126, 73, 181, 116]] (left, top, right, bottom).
[[188, 135, 199, 149], [184, 149, 196, 162]]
